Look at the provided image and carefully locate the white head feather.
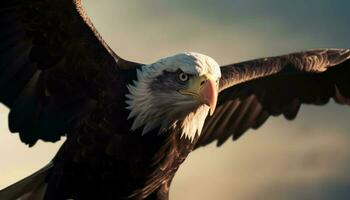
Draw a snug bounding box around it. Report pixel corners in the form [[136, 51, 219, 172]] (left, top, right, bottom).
[[125, 52, 221, 141]]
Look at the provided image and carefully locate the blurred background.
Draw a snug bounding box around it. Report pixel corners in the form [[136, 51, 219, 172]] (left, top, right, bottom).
[[1, 0, 350, 199]]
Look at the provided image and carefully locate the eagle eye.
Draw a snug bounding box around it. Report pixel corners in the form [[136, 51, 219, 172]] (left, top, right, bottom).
[[178, 72, 189, 82]]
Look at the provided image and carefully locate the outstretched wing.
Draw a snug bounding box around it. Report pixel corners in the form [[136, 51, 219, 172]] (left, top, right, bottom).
[[196, 49, 350, 148], [0, 0, 141, 146]]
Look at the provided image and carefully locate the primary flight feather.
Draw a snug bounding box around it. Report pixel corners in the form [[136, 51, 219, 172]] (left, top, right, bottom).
[[0, 0, 350, 199]]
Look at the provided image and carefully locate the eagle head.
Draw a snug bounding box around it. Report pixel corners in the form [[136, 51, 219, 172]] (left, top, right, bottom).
[[126, 52, 221, 140]]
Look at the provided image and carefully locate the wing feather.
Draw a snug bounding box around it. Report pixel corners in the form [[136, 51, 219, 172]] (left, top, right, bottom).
[[0, 0, 142, 146], [196, 48, 350, 148]]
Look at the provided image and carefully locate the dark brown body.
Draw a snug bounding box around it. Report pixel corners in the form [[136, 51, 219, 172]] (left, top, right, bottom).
[[46, 104, 197, 200]]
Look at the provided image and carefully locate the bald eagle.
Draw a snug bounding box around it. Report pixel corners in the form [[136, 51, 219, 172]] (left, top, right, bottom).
[[1, 0, 350, 199]]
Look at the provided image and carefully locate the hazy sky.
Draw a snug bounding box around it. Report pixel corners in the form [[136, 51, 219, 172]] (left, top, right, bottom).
[[1, 1, 350, 200]]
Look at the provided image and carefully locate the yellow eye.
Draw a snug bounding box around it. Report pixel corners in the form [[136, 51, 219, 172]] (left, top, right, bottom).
[[178, 72, 189, 82]]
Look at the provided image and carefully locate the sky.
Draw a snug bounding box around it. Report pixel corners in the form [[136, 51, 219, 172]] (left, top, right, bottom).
[[1, 0, 350, 199]]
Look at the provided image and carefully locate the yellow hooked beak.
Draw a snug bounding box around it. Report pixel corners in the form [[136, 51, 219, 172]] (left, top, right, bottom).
[[179, 74, 218, 116]]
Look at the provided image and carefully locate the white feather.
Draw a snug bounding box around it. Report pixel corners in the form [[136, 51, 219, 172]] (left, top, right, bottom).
[[125, 52, 221, 141]]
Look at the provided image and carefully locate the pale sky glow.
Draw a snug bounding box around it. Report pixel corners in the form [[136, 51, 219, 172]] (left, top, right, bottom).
[[1, 1, 350, 199]]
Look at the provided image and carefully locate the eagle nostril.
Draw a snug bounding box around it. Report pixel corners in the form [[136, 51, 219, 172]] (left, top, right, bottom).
[[200, 80, 206, 86]]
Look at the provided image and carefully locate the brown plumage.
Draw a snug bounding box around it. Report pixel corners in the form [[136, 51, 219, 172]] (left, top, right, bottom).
[[0, 0, 141, 147], [0, 1, 350, 200], [197, 49, 350, 147]]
